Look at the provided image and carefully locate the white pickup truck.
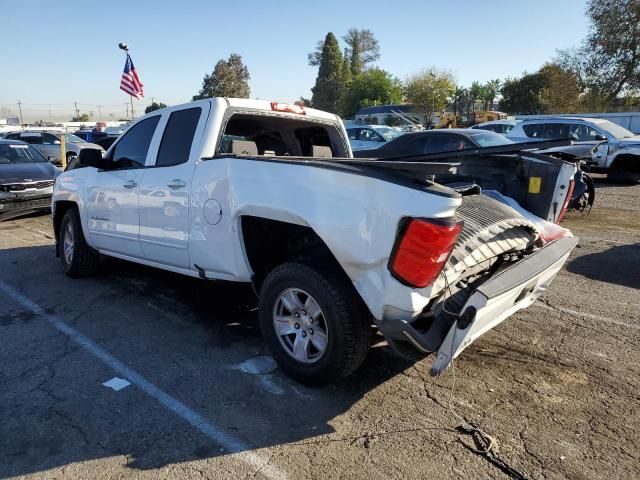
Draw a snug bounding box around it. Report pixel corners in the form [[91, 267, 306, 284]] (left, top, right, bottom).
[[52, 98, 578, 386]]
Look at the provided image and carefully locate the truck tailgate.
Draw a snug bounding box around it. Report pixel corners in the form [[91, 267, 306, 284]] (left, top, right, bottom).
[[429, 235, 578, 375]]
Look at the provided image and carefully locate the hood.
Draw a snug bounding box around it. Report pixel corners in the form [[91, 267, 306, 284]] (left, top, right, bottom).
[[0, 161, 60, 184], [618, 135, 640, 146]]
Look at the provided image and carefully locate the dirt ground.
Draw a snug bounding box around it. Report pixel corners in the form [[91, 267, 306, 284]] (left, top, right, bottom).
[[1, 176, 638, 480]]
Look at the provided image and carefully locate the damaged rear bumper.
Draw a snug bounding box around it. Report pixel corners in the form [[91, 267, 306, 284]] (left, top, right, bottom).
[[378, 236, 578, 374]]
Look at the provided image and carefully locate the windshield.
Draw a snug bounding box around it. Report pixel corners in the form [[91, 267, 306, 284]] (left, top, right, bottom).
[[596, 120, 635, 139], [468, 132, 514, 147], [0, 143, 49, 163], [63, 134, 85, 143], [375, 127, 403, 142]]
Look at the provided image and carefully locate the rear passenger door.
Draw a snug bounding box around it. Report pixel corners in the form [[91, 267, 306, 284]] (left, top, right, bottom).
[[41, 133, 62, 162], [138, 105, 210, 268]]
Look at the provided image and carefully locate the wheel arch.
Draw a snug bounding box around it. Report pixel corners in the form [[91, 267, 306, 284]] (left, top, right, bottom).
[[52, 201, 79, 257], [240, 216, 352, 293], [609, 152, 640, 173]]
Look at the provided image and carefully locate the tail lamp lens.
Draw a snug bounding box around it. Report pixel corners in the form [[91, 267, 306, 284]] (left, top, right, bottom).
[[557, 179, 575, 222], [389, 218, 463, 288]]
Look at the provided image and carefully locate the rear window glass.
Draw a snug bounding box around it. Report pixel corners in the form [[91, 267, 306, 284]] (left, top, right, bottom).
[[218, 113, 347, 158]]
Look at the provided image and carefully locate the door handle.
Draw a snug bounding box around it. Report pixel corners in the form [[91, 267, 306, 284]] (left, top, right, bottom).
[[167, 179, 187, 189], [123, 180, 138, 189]]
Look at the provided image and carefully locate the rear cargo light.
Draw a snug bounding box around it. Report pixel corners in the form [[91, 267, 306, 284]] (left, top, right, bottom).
[[388, 218, 463, 288], [270, 102, 306, 115], [557, 179, 575, 222]]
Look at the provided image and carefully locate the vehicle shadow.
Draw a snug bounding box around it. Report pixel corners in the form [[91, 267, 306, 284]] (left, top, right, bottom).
[[0, 245, 417, 477], [566, 243, 640, 289]]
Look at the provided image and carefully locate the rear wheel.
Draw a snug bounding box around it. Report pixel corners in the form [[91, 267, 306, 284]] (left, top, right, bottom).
[[258, 261, 371, 386], [59, 208, 100, 278]]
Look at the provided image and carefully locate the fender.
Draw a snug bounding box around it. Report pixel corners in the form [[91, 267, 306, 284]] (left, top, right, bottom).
[[607, 146, 640, 169]]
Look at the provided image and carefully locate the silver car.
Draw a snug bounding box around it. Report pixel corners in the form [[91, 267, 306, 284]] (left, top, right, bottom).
[[2, 131, 104, 166]]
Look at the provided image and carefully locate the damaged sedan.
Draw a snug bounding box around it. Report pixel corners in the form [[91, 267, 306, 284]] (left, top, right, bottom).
[[0, 139, 60, 221]]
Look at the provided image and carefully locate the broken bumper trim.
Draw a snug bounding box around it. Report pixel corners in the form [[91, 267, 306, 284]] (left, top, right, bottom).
[[378, 236, 578, 372]]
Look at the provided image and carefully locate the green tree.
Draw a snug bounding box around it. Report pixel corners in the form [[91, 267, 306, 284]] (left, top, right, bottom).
[[469, 81, 487, 101], [294, 97, 312, 107], [343, 29, 380, 75], [342, 68, 403, 118], [484, 79, 502, 104], [538, 64, 581, 113], [307, 28, 380, 75], [311, 33, 344, 113], [500, 72, 545, 114], [71, 113, 90, 122], [342, 48, 352, 86], [193, 53, 250, 100], [557, 0, 640, 107], [405, 68, 456, 126], [500, 64, 581, 114], [307, 40, 325, 66], [145, 101, 167, 114]]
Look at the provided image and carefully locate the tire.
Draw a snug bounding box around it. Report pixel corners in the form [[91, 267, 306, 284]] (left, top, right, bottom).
[[59, 208, 100, 278], [258, 261, 372, 386]]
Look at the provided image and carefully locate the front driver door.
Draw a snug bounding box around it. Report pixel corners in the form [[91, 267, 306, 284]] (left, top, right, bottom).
[[86, 115, 160, 258]]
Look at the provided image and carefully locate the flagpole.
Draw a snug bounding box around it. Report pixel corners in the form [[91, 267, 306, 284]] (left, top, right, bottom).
[[118, 42, 137, 121]]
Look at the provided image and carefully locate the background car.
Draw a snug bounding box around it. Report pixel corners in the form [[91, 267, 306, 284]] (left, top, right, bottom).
[[469, 119, 519, 135], [353, 128, 513, 157], [0, 139, 60, 221], [507, 117, 640, 182], [3, 131, 104, 166], [346, 125, 403, 151]]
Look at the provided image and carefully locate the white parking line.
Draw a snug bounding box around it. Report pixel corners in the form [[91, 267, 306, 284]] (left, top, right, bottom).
[[0, 280, 286, 480]]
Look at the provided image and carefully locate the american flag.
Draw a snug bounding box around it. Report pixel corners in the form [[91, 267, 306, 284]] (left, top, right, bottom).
[[120, 54, 144, 99]]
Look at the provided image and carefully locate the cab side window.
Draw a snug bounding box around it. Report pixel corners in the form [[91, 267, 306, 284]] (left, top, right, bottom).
[[110, 116, 160, 169], [42, 133, 60, 145], [425, 135, 472, 154], [155, 107, 201, 167], [360, 129, 384, 142], [523, 124, 544, 138], [404, 137, 431, 155], [19, 133, 43, 145]]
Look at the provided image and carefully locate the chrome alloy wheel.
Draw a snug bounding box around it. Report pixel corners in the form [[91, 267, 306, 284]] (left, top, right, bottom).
[[272, 288, 329, 364], [63, 222, 74, 264]]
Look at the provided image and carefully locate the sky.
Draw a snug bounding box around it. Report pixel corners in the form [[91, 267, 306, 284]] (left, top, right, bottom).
[[0, 0, 589, 122]]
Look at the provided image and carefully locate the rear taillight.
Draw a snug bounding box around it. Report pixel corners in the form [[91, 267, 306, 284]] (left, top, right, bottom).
[[389, 218, 463, 288], [557, 179, 575, 222]]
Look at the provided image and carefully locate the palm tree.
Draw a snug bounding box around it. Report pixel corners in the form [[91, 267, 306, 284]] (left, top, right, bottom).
[[484, 79, 502, 105]]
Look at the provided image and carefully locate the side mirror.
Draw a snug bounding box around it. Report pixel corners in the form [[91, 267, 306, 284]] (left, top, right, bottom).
[[78, 148, 107, 169], [595, 134, 607, 141]]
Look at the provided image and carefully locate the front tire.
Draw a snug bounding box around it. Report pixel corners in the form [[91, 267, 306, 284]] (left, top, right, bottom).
[[258, 261, 371, 386], [59, 208, 100, 278]]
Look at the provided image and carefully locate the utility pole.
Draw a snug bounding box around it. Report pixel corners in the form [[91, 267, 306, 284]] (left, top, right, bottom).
[[17, 100, 23, 124], [125, 103, 129, 120], [74, 101, 80, 121]]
